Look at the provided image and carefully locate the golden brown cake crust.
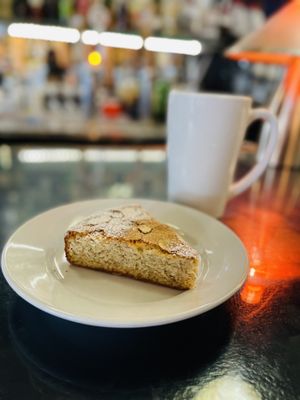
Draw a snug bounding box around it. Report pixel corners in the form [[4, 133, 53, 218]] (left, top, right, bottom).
[[65, 204, 198, 260]]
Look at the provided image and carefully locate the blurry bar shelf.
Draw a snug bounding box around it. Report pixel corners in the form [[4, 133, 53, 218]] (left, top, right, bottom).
[[0, 115, 165, 145]]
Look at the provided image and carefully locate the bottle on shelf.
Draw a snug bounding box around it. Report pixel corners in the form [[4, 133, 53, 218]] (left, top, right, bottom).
[[58, 0, 74, 24]]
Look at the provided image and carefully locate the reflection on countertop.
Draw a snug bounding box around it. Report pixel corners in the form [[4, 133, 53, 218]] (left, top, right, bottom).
[[223, 167, 300, 307]]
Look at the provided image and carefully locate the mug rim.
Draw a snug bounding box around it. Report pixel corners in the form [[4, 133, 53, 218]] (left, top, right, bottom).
[[170, 90, 252, 103]]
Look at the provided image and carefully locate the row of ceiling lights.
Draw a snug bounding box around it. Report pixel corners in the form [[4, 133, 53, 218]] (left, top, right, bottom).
[[8, 23, 202, 56]]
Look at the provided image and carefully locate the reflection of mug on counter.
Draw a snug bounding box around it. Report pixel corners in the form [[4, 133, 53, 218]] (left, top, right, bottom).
[[167, 91, 278, 217]]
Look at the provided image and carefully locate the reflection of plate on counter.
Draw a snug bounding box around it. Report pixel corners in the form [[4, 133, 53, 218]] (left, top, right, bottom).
[[2, 199, 248, 328]]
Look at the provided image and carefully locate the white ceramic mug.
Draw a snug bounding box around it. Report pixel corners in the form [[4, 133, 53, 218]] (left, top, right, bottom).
[[167, 91, 278, 217]]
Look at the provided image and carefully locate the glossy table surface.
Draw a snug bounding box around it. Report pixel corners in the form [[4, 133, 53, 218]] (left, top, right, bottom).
[[0, 145, 299, 400]]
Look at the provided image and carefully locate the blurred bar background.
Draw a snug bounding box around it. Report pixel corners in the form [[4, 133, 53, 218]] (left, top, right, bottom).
[[0, 0, 287, 145]]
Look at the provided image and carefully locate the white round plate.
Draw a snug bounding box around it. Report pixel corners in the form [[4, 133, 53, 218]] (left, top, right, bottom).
[[1, 199, 248, 328]]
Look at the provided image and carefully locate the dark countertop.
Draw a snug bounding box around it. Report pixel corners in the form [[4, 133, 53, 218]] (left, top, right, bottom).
[[0, 145, 299, 400], [0, 115, 165, 145]]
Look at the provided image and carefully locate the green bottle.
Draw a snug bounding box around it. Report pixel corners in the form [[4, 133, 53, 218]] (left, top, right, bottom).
[[58, 0, 74, 23], [152, 79, 170, 122]]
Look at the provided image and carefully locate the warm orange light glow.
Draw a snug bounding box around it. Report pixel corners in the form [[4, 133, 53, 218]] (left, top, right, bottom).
[[224, 204, 300, 274], [223, 203, 300, 309], [240, 284, 264, 305], [88, 51, 102, 66]]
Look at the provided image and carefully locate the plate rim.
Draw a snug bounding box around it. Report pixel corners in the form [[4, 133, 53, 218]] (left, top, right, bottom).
[[1, 198, 249, 328]]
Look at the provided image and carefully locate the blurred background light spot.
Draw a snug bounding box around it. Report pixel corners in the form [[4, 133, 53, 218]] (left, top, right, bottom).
[[0, 145, 12, 170], [81, 30, 99, 45], [107, 183, 133, 198], [144, 37, 202, 56], [18, 149, 82, 163], [98, 32, 143, 50], [88, 51, 102, 67], [194, 375, 261, 400], [84, 149, 137, 162], [83, 149, 165, 163], [139, 150, 166, 162], [8, 23, 80, 43]]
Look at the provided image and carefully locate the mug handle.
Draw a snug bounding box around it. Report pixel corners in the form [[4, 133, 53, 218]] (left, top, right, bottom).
[[229, 108, 278, 198]]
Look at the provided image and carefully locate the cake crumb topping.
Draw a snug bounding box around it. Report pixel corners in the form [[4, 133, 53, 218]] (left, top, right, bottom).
[[67, 204, 198, 259]]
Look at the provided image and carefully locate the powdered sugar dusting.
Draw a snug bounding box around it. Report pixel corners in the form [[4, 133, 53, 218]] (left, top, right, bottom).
[[67, 204, 199, 259]]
